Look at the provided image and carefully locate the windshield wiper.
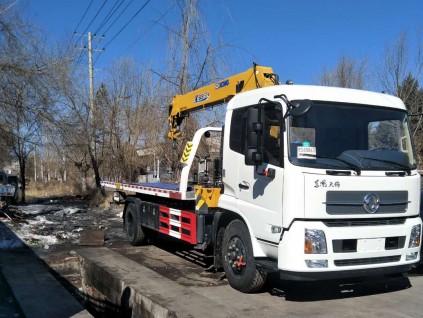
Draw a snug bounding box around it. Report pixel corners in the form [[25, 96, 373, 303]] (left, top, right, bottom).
[[361, 157, 411, 175], [314, 155, 361, 175]]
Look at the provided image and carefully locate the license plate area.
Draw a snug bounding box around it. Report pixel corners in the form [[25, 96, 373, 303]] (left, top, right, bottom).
[[357, 238, 384, 252], [333, 236, 406, 253]]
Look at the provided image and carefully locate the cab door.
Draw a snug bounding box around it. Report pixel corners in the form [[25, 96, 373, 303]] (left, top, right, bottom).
[[236, 105, 284, 244]]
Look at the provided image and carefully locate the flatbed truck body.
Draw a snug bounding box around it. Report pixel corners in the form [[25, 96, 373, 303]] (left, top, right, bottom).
[[102, 70, 422, 292]]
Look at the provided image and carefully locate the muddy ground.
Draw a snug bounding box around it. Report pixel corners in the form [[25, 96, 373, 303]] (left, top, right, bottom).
[[0, 196, 228, 316], [0, 197, 126, 313]]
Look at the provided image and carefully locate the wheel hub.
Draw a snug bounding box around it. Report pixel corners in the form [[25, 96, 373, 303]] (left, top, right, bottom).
[[227, 236, 247, 275]]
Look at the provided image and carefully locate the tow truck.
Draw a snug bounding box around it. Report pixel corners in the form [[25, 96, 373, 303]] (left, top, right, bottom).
[[101, 63, 422, 292]]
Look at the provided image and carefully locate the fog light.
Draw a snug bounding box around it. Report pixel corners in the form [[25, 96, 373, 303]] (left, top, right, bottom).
[[406, 252, 418, 261], [305, 260, 328, 268], [305, 229, 327, 254], [408, 225, 421, 248]]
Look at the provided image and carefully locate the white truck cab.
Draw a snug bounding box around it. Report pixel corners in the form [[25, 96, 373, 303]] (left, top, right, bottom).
[[221, 85, 421, 281]]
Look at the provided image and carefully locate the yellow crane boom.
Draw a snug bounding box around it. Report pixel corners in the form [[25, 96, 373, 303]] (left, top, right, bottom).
[[168, 63, 279, 140]]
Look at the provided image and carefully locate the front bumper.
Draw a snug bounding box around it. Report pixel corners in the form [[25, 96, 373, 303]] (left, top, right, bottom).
[[279, 264, 413, 281], [277, 217, 422, 279]]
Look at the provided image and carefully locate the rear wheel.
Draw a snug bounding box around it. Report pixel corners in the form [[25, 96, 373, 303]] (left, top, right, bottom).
[[222, 219, 267, 292], [124, 203, 146, 246]]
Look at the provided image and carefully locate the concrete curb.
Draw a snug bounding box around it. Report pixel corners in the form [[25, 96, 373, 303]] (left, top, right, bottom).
[[0, 249, 91, 318], [77, 247, 236, 318]]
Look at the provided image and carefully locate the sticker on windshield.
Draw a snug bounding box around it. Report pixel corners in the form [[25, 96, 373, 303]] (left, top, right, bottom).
[[297, 146, 316, 159]]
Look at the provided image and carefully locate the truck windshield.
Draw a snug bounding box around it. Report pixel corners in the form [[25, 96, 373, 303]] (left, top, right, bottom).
[[288, 102, 417, 171]]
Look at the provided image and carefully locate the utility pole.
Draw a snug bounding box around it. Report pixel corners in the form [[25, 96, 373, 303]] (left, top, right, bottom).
[[75, 31, 104, 191], [87, 32, 96, 160], [75, 32, 103, 129], [88, 32, 95, 123]]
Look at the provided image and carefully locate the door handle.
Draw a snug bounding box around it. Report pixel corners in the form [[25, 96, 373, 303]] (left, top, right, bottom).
[[238, 182, 249, 190]]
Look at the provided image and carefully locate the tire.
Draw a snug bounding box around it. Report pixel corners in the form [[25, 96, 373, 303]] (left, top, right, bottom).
[[222, 219, 267, 293], [124, 203, 146, 246]]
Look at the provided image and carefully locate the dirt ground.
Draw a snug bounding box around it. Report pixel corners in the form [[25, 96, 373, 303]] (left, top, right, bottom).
[[0, 195, 227, 314]]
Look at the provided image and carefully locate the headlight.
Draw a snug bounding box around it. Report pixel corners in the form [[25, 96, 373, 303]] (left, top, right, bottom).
[[408, 224, 421, 248], [305, 229, 327, 254]]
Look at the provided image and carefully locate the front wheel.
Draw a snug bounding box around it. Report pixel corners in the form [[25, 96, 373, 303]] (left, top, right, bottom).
[[222, 219, 267, 293]]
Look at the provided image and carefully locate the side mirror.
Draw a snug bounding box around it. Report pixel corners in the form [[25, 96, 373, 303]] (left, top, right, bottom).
[[289, 99, 312, 117], [244, 107, 264, 166]]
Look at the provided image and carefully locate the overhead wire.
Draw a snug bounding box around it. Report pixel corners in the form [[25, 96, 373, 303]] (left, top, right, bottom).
[[73, 0, 94, 35], [69, 0, 93, 61], [101, 0, 136, 36], [93, 0, 152, 67], [94, 0, 126, 35], [121, 3, 175, 55], [92, 0, 136, 66], [102, 0, 152, 48], [81, 0, 109, 36], [73, 0, 109, 67]]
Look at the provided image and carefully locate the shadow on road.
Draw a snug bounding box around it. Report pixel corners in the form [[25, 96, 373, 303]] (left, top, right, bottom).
[[115, 230, 421, 301], [265, 272, 412, 301]]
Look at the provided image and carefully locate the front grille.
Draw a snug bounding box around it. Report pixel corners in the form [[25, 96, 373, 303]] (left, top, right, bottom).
[[325, 191, 408, 215], [327, 204, 407, 215], [323, 218, 406, 227], [334, 255, 401, 267]]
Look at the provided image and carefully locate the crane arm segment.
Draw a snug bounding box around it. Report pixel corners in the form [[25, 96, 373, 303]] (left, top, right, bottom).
[[168, 64, 278, 139]]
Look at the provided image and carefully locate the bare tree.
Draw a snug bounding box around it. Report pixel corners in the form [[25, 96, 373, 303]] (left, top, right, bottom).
[[317, 56, 367, 89], [150, 0, 229, 181], [378, 32, 423, 98], [378, 32, 423, 167], [97, 59, 163, 182], [0, 1, 58, 202]]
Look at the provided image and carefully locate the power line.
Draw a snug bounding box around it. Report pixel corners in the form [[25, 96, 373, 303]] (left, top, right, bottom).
[[93, 52, 102, 67], [94, 0, 125, 35], [93, 0, 152, 66], [100, 3, 173, 65], [122, 3, 174, 55], [91, 0, 135, 64], [81, 0, 109, 36], [102, 0, 152, 48], [73, 0, 94, 34], [102, 0, 135, 36]]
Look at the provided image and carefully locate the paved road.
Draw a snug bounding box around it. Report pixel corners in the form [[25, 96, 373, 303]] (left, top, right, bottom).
[[107, 236, 423, 318]]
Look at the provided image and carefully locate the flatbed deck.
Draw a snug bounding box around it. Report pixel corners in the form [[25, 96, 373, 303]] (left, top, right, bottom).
[[101, 181, 195, 200]]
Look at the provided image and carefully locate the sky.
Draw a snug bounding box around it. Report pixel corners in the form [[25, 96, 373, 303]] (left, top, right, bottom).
[[18, 0, 423, 89]]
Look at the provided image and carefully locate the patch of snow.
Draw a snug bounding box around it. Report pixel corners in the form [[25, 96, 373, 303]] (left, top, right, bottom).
[[64, 207, 83, 215], [27, 234, 59, 245], [53, 207, 84, 218], [18, 204, 61, 215]]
